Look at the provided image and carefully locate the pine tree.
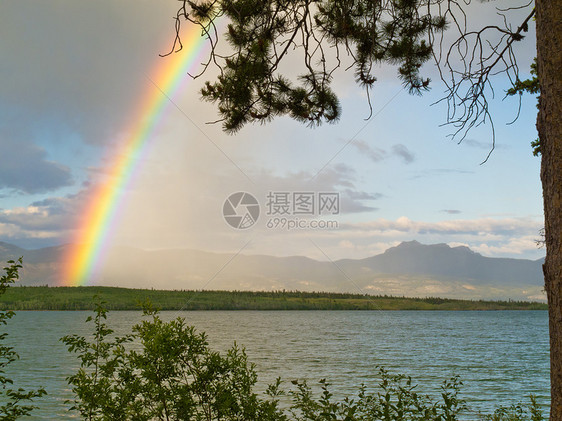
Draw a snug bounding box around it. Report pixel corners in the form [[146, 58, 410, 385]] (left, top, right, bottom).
[[169, 1, 561, 418]]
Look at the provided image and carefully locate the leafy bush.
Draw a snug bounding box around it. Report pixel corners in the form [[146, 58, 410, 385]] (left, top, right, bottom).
[[61, 300, 285, 420], [478, 395, 544, 421], [287, 371, 466, 420], [0, 259, 46, 420]]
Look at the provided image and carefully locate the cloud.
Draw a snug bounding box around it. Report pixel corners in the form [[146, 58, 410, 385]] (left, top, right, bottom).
[[0, 196, 77, 234], [441, 209, 462, 214], [462, 138, 507, 151], [0, 186, 96, 248], [342, 216, 542, 237], [391, 144, 415, 163], [0, 178, 545, 263], [339, 189, 381, 213], [322, 216, 545, 259], [350, 140, 387, 162], [348, 140, 415, 164], [410, 168, 474, 179], [0, 137, 73, 194], [246, 164, 381, 214], [0, 0, 176, 146], [0, 0, 541, 270], [1, 0, 536, 152], [343, 190, 383, 201], [0, 159, 381, 250], [0, 207, 69, 245], [462, 139, 493, 149]]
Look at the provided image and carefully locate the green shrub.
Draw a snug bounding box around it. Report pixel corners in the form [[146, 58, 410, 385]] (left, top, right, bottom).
[[0, 259, 46, 420], [61, 300, 285, 420], [287, 371, 466, 421], [478, 395, 544, 421]]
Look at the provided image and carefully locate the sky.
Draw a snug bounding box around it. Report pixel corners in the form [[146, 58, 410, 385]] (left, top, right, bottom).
[[0, 0, 544, 274]]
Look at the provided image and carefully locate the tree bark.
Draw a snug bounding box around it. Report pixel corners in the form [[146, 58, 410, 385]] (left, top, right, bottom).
[[536, 0, 562, 419]]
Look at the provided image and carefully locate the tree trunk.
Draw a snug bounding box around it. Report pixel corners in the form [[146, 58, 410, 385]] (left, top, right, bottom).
[[536, 0, 562, 419]]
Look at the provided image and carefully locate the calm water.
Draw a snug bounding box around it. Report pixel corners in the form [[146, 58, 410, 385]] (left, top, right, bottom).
[[4, 310, 550, 419]]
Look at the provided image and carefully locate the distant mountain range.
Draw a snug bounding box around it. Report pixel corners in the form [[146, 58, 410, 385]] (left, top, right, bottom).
[[0, 240, 545, 301]]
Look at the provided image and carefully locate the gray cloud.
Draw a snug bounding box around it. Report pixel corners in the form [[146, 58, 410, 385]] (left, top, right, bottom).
[[0, 186, 95, 248], [341, 216, 542, 238], [462, 139, 492, 149], [1, 0, 536, 151], [441, 209, 462, 215], [0, 194, 78, 232], [0, 137, 73, 194], [392, 144, 415, 163], [330, 215, 545, 260], [312, 163, 357, 189], [344, 190, 383, 201], [410, 168, 474, 180], [340, 189, 382, 212], [1, 0, 174, 146], [461, 138, 509, 152], [0, 159, 381, 251], [250, 164, 380, 214], [349, 140, 415, 164], [341, 202, 379, 213], [350, 140, 387, 162]]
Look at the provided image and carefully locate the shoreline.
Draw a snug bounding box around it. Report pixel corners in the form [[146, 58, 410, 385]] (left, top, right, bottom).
[[0, 286, 548, 311]]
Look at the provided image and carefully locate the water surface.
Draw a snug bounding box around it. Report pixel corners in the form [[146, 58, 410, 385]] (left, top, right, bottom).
[[4, 310, 550, 419]]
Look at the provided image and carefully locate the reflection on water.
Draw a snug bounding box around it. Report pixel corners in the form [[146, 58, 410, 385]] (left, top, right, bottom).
[[4, 310, 550, 419]]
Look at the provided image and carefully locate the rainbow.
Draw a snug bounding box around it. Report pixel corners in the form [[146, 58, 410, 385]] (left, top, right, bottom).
[[62, 25, 213, 286]]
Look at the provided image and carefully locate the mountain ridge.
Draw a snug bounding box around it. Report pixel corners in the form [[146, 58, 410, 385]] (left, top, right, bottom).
[[0, 240, 545, 301]]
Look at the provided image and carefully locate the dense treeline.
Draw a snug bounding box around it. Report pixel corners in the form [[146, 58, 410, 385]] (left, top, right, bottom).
[[0, 286, 547, 311]]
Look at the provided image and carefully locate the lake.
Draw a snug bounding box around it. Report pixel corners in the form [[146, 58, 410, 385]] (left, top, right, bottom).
[[4, 310, 550, 419]]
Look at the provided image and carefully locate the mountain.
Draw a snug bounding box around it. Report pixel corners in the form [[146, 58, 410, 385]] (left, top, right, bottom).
[[0, 241, 545, 301], [339, 240, 543, 285], [0, 241, 67, 285], [0, 241, 26, 258]]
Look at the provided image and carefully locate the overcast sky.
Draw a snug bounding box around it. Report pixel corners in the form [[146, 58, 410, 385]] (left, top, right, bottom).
[[0, 0, 544, 263]]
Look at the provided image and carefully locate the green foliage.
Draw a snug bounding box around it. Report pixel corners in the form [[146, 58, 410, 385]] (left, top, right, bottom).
[[479, 395, 543, 421], [0, 259, 46, 420], [288, 370, 467, 420], [506, 59, 541, 156], [61, 299, 286, 420], [506, 60, 540, 97], [171, 0, 535, 143], [0, 286, 548, 311], [60, 298, 135, 419], [176, 0, 448, 132]]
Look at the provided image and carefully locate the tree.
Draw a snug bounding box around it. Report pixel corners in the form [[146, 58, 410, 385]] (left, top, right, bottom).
[[167, 0, 560, 418], [535, 2, 562, 419]]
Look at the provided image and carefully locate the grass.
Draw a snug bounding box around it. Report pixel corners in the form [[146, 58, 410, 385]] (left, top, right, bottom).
[[0, 286, 548, 311]]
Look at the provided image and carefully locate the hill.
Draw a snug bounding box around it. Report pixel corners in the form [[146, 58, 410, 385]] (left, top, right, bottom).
[[0, 241, 545, 301]]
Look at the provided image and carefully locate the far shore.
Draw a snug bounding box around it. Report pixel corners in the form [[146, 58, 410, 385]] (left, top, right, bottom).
[[0, 286, 547, 311]]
